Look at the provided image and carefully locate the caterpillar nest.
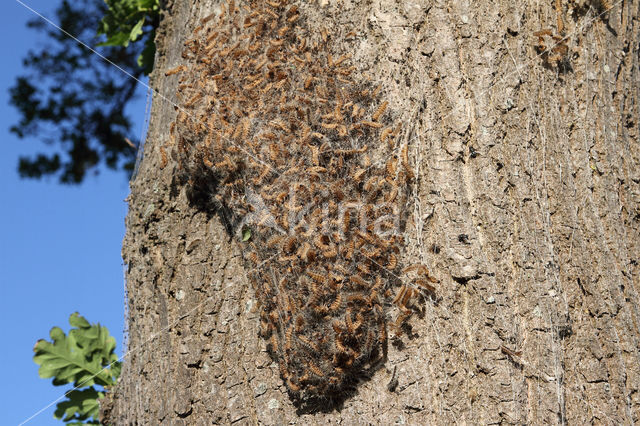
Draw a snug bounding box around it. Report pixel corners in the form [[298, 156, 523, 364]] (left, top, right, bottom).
[[168, 0, 430, 406]]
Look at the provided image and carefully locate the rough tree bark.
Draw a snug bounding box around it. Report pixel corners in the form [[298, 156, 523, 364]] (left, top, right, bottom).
[[105, 0, 640, 424]]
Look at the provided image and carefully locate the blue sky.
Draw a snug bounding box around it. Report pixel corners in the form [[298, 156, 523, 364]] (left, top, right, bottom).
[[1, 1, 147, 424]]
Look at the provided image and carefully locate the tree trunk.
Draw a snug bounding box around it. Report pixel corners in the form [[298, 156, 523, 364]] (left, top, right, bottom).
[[105, 0, 640, 423]]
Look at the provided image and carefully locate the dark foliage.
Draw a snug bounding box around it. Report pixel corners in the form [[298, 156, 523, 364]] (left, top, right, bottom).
[[9, 0, 154, 183]]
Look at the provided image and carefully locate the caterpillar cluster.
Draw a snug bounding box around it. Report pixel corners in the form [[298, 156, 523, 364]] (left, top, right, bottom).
[[167, 0, 432, 405]]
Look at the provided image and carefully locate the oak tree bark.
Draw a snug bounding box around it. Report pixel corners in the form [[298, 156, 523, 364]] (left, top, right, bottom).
[[105, 0, 640, 423]]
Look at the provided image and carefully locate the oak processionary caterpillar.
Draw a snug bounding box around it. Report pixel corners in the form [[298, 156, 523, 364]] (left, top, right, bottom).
[[168, 0, 433, 408]]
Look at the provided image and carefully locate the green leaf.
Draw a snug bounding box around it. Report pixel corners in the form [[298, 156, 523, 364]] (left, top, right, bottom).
[[97, 31, 132, 47], [129, 17, 145, 43], [96, 0, 159, 72], [68, 312, 90, 328], [137, 0, 159, 10], [53, 388, 101, 422], [242, 227, 252, 241], [33, 313, 120, 388], [34, 313, 122, 424]]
